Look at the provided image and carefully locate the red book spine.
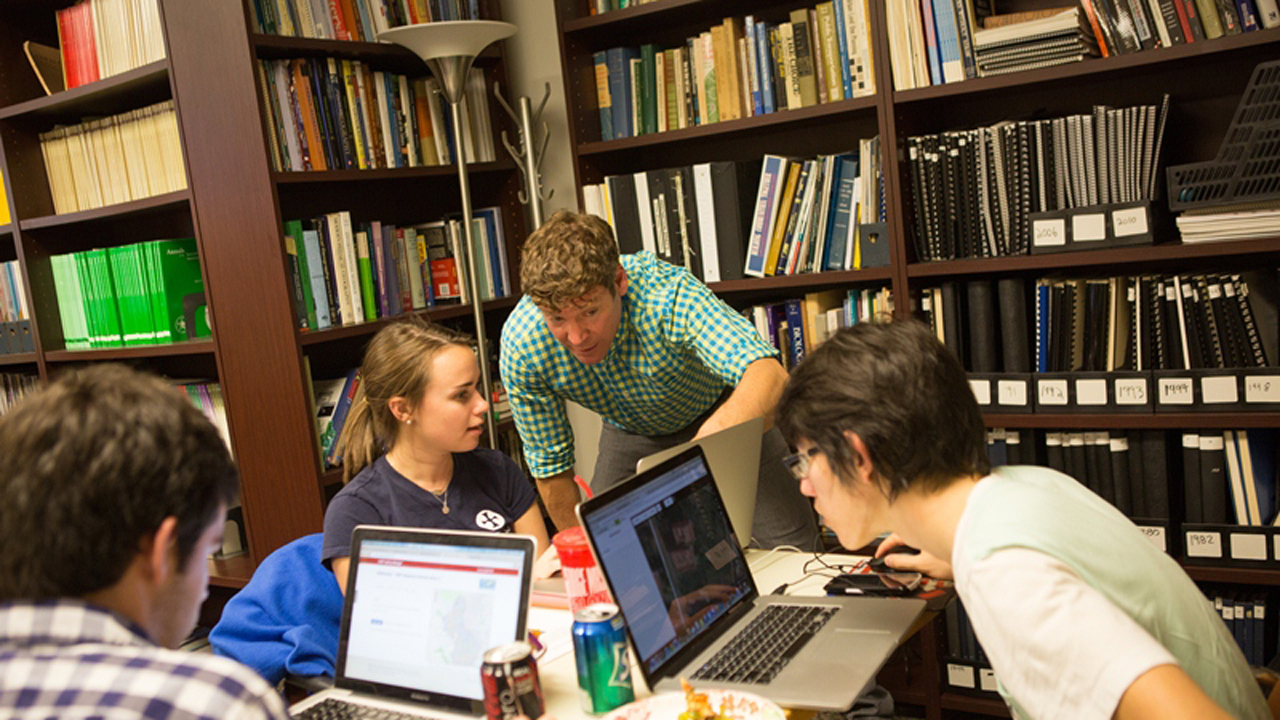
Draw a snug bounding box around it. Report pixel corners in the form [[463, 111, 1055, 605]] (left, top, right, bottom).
[[80, 2, 101, 84], [327, 0, 351, 41], [57, 6, 79, 89], [1172, 0, 1199, 40]]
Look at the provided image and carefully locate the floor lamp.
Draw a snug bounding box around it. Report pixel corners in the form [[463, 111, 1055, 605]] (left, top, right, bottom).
[[379, 20, 517, 447]]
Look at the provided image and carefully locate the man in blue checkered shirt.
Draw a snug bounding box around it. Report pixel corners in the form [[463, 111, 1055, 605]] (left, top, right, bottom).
[[0, 365, 288, 720], [500, 211, 817, 548]]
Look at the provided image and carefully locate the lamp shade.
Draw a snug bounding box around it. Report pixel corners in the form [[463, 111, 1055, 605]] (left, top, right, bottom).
[[377, 20, 516, 62]]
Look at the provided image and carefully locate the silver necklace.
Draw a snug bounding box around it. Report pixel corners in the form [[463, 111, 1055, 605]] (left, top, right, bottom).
[[429, 485, 450, 514]]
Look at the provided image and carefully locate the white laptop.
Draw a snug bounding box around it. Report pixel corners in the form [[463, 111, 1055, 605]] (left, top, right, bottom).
[[636, 416, 763, 548], [578, 446, 924, 711], [290, 526, 535, 719]]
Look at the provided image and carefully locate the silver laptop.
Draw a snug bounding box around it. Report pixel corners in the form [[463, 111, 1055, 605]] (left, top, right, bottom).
[[290, 526, 536, 719], [578, 446, 924, 711], [636, 416, 762, 548]]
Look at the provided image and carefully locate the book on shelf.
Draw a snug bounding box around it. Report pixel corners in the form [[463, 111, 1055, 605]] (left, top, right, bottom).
[[591, 1, 874, 142], [39, 100, 187, 216], [746, 286, 892, 368], [0, 261, 32, 356], [55, 0, 166, 90], [312, 367, 359, 470], [1175, 203, 1280, 243], [284, 205, 509, 332], [48, 238, 210, 351], [23, 41, 65, 96], [0, 373, 39, 417], [250, 0, 493, 38], [0, 169, 9, 226], [258, 58, 494, 172], [178, 381, 233, 456], [1024, 429, 1173, 521]]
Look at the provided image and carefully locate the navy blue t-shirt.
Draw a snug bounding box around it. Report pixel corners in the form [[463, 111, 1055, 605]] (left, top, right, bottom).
[[322, 449, 538, 564]]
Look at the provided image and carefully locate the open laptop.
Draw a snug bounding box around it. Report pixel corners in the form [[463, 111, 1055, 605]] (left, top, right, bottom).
[[290, 526, 535, 719], [577, 446, 924, 711], [635, 416, 762, 548]]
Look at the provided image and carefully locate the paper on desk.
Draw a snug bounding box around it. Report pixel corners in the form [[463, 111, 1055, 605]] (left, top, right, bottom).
[[528, 606, 575, 663]]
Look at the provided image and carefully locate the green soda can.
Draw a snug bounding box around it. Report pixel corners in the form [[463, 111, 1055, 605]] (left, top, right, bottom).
[[572, 602, 634, 713]]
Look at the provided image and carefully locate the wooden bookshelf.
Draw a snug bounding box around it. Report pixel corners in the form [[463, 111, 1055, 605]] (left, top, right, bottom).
[[271, 158, 516, 184], [42, 339, 217, 363], [0, 352, 37, 366], [18, 191, 191, 231], [208, 553, 255, 589], [0, 59, 170, 123], [554, 1, 1280, 717]]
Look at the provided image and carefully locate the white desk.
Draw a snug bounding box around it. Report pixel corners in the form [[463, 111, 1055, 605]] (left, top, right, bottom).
[[532, 549, 869, 719]]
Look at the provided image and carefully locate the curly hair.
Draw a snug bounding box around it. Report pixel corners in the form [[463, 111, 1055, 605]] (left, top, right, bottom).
[[519, 210, 620, 309]]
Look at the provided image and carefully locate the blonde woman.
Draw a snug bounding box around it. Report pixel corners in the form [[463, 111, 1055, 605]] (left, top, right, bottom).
[[323, 319, 553, 593]]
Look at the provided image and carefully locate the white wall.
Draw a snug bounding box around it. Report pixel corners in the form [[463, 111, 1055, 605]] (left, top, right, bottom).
[[500, 0, 603, 484]]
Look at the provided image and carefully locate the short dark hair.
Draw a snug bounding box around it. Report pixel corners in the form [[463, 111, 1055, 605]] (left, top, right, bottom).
[[777, 321, 989, 499], [0, 364, 238, 600]]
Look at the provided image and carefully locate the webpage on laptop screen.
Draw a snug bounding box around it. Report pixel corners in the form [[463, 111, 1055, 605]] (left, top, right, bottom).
[[345, 540, 526, 699], [587, 457, 753, 675]]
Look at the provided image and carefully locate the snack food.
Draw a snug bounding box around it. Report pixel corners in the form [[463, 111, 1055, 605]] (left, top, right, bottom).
[[679, 679, 732, 720]]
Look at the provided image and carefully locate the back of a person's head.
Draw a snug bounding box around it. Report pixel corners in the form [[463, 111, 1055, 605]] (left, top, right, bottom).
[[519, 210, 620, 310], [0, 364, 237, 600], [335, 318, 473, 481], [778, 320, 989, 498]]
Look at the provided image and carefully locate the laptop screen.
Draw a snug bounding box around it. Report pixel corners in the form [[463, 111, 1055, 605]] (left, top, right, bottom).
[[582, 450, 755, 677], [340, 532, 530, 703]]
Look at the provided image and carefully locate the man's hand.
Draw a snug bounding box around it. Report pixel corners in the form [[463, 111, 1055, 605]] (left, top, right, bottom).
[[536, 471, 581, 532], [533, 545, 561, 582], [877, 533, 953, 580]]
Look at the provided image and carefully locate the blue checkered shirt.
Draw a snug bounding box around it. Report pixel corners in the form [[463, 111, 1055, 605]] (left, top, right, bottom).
[[0, 599, 289, 720], [500, 252, 778, 478]]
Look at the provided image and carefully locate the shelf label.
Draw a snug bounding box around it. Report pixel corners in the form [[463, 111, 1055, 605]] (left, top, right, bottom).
[[1201, 376, 1238, 405], [1186, 531, 1223, 559], [997, 379, 1028, 406], [1230, 533, 1267, 562], [1072, 213, 1107, 242], [969, 379, 992, 405], [1114, 378, 1149, 405], [1075, 378, 1107, 406], [979, 669, 998, 692], [1032, 218, 1067, 247], [1274, 536, 1280, 562], [1158, 378, 1194, 405], [947, 663, 976, 689], [1245, 375, 1280, 403], [1112, 207, 1149, 237], [1137, 526, 1167, 553], [1037, 379, 1068, 406]]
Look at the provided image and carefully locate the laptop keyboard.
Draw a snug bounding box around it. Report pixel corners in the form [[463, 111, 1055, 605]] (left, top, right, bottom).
[[692, 604, 838, 685], [293, 698, 431, 720]]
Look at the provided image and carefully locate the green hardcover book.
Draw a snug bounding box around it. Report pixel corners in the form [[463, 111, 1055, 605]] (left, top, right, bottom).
[[640, 44, 658, 135], [51, 254, 90, 350], [355, 228, 377, 321], [130, 243, 159, 343], [108, 246, 145, 346], [89, 249, 123, 348], [148, 238, 211, 342], [73, 252, 101, 348], [283, 231, 309, 330], [285, 219, 317, 330], [143, 242, 172, 344]]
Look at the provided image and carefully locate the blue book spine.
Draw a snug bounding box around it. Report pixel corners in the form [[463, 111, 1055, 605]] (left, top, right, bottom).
[[381, 225, 402, 316], [606, 47, 638, 139], [594, 51, 614, 141], [745, 156, 785, 276], [919, 0, 944, 85], [1037, 283, 1050, 372], [478, 209, 504, 297], [302, 230, 332, 329], [931, 0, 964, 82], [382, 72, 403, 167], [832, 0, 853, 99], [756, 22, 775, 115], [950, 0, 979, 79], [745, 16, 764, 116], [825, 155, 858, 271], [784, 299, 806, 364], [326, 369, 360, 465], [1236, 0, 1261, 29]]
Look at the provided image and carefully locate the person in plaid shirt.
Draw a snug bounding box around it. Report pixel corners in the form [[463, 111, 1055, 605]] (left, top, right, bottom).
[[0, 365, 288, 720], [500, 211, 817, 549]]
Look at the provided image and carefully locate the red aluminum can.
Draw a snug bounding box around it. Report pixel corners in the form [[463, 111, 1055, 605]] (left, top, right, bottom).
[[481, 641, 545, 720]]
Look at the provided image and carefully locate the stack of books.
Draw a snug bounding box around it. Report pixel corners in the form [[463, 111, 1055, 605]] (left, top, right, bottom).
[[39, 100, 186, 215], [55, 0, 166, 90], [49, 237, 210, 350], [251, 0, 491, 38], [973, 8, 1093, 78], [0, 374, 39, 417], [745, 287, 893, 369], [1176, 203, 1280, 243], [283, 206, 509, 333], [258, 59, 494, 172], [1083, 0, 1280, 54], [593, 1, 876, 141], [179, 382, 233, 456]]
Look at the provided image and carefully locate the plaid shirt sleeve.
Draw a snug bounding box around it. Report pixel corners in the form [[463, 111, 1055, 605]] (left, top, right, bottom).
[[500, 330, 576, 479], [666, 270, 779, 385]]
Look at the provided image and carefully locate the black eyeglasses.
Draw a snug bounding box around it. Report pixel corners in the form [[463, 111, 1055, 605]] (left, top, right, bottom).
[[781, 447, 821, 481]]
